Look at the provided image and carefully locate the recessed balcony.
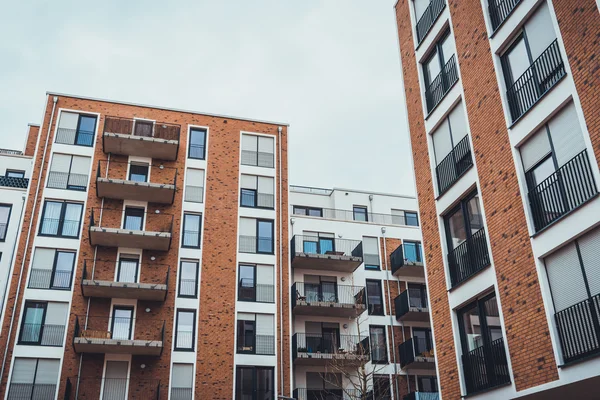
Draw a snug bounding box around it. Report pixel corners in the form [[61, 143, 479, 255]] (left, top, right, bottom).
[[448, 227, 490, 287], [64, 377, 160, 400], [395, 289, 430, 322], [73, 316, 164, 356], [96, 160, 177, 204], [399, 338, 435, 370], [391, 243, 424, 278], [292, 282, 366, 318], [102, 116, 180, 160], [80, 260, 169, 302], [290, 235, 363, 273], [292, 333, 369, 366], [88, 207, 173, 251]]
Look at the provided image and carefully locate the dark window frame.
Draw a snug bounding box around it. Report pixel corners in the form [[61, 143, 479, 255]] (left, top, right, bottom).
[[122, 206, 145, 231], [6, 170, 25, 179], [110, 305, 134, 340], [238, 264, 257, 302], [38, 200, 83, 239], [174, 308, 197, 352], [366, 279, 384, 316], [417, 375, 439, 393], [236, 318, 256, 354], [181, 213, 202, 249], [422, 29, 452, 88], [116, 257, 140, 283], [48, 154, 88, 191], [369, 325, 388, 364], [74, 114, 97, 147], [405, 211, 420, 226], [240, 188, 257, 208], [0, 203, 12, 242], [443, 190, 481, 251], [403, 241, 423, 263], [457, 292, 499, 355], [188, 128, 207, 160], [18, 301, 48, 346], [256, 219, 274, 255], [412, 327, 434, 355], [128, 163, 149, 183], [293, 205, 323, 217], [235, 366, 275, 400], [178, 260, 199, 299], [50, 250, 76, 290], [353, 205, 368, 222]]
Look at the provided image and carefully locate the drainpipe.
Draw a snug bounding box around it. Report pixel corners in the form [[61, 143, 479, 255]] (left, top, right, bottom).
[[0, 96, 58, 383], [277, 126, 285, 396], [382, 228, 400, 400]]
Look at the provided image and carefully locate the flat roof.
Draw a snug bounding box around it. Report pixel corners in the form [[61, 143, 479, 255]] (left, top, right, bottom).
[[46, 91, 290, 127], [290, 184, 416, 200]]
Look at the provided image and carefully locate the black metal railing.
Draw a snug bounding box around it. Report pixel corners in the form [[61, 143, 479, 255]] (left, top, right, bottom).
[[39, 216, 81, 238], [291, 207, 419, 226], [425, 55, 459, 113], [292, 282, 365, 309], [395, 289, 428, 319], [96, 160, 178, 191], [404, 392, 440, 400], [7, 383, 57, 400], [489, 0, 521, 31], [555, 293, 600, 363], [293, 333, 370, 359], [103, 116, 181, 141], [0, 175, 29, 189], [82, 259, 169, 292], [462, 337, 510, 395], [293, 388, 363, 400], [18, 323, 65, 346], [73, 315, 165, 343], [56, 128, 95, 147], [237, 333, 276, 355], [184, 184, 204, 203], [528, 149, 597, 232], [390, 243, 424, 275], [448, 228, 490, 287], [241, 150, 274, 168], [28, 268, 72, 290], [171, 387, 193, 400], [239, 235, 274, 254], [89, 207, 174, 234], [399, 337, 434, 368], [0, 148, 23, 155], [290, 235, 363, 260], [506, 39, 565, 121], [415, 0, 446, 44], [238, 279, 275, 303], [179, 278, 197, 297], [64, 377, 160, 400], [47, 171, 88, 191], [241, 191, 275, 209], [436, 135, 473, 194]]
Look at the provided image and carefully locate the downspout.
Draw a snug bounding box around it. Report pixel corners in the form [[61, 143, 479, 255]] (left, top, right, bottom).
[[382, 228, 400, 400], [277, 126, 284, 396], [0, 95, 58, 382]]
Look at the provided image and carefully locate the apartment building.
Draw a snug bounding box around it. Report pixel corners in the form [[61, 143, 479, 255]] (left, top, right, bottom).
[[395, 0, 600, 399], [288, 186, 437, 400], [0, 92, 290, 399]]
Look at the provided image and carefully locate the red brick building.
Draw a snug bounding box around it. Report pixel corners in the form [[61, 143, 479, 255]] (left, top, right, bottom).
[[0, 93, 290, 399], [394, 0, 600, 398]]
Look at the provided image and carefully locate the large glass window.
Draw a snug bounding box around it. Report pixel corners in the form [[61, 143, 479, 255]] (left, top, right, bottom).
[[240, 175, 274, 209], [178, 260, 198, 298], [111, 307, 133, 340], [175, 309, 195, 351], [171, 364, 193, 400], [55, 112, 96, 147], [235, 366, 274, 400], [445, 192, 483, 250], [123, 207, 144, 231], [423, 29, 457, 112], [363, 236, 380, 270], [366, 280, 384, 315], [413, 328, 434, 356], [39, 201, 83, 238], [185, 168, 205, 203], [369, 326, 388, 363], [405, 211, 419, 226], [182, 213, 202, 249], [418, 376, 438, 393], [28, 248, 75, 290], [117, 256, 138, 283], [188, 128, 207, 160], [8, 358, 60, 400], [47, 154, 90, 191], [18, 301, 67, 347], [403, 241, 423, 263], [128, 164, 149, 182], [353, 206, 368, 222], [257, 220, 274, 254], [241, 134, 275, 168]]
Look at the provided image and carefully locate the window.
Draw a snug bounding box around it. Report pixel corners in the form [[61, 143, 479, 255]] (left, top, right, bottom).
[[188, 128, 207, 160], [6, 170, 25, 178], [363, 236, 380, 270], [240, 175, 274, 209], [171, 364, 193, 400], [412, 328, 434, 356], [405, 211, 419, 226], [134, 120, 153, 137], [305, 372, 343, 396], [111, 307, 134, 340], [47, 154, 90, 191], [18, 301, 67, 346], [241, 134, 275, 168], [0, 204, 12, 241], [128, 164, 149, 182], [408, 283, 428, 309], [366, 280, 384, 315], [178, 260, 198, 298], [519, 103, 593, 231], [501, 3, 564, 121], [292, 206, 323, 217], [403, 241, 423, 264], [39, 201, 83, 238], [239, 218, 274, 254], [423, 29, 457, 112], [184, 168, 204, 203], [418, 376, 439, 393], [175, 309, 195, 351], [353, 206, 368, 222], [123, 207, 144, 231], [8, 358, 59, 400], [488, 0, 521, 30], [236, 313, 275, 355], [369, 326, 388, 363], [55, 112, 96, 146], [373, 375, 391, 398], [102, 360, 129, 400], [413, 0, 446, 44], [235, 366, 274, 400], [238, 264, 274, 303], [116, 256, 138, 283], [28, 248, 75, 290], [182, 213, 202, 248]]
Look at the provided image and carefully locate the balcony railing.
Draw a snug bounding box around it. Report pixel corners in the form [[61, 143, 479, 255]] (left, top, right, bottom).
[[291, 235, 364, 272], [171, 387, 193, 400], [395, 289, 429, 321], [0, 148, 23, 155], [528, 149, 597, 232], [404, 392, 440, 400], [462, 337, 510, 395], [399, 337, 435, 368], [489, 0, 522, 31], [241, 150, 274, 168], [64, 377, 160, 400], [292, 282, 366, 317], [506, 39, 565, 122], [56, 127, 95, 147], [292, 333, 370, 365], [47, 171, 88, 191], [241, 191, 275, 209], [293, 388, 362, 400], [0, 175, 29, 189], [238, 279, 275, 303], [18, 323, 65, 346], [436, 135, 473, 194], [7, 383, 56, 400], [184, 184, 204, 203], [239, 235, 274, 254], [415, 0, 446, 45], [448, 228, 490, 287], [28, 268, 72, 290], [237, 333, 275, 355], [425, 55, 459, 113], [555, 293, 600, 364], [391, 243, 424, 277], [291, 207, 419, 226]]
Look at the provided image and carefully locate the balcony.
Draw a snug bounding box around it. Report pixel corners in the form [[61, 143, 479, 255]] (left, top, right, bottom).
[[436, 135, 473, 194], [425, 55, 459, 113], [88, 208, 173, 251], [555, 293, 600, 364], [0, 175, 28, 189], [391, 244, 424, 278], [448, 228, 490, 287], [102, 116, 180, 160], [506, 39, 565, 122], [18, 323, 65, 347], [395, 289, 430, 322], [292, 282, 366, 318], [80, 260, 168, 301], [415, 0, 446, 45], [404, 392, 440, 400], [293, 388, 361, 400], [7, 383, 56, 400], [489, 0, 522, 31], [28, 268, 72, 290], [236, 334, 275, 355], [96, 160, 177, 204], [290, 235, 363, 273], [399, 338, 435, 370], [528, 149, 597, 232], [292, 333, 370, 366], [291, 206, 419, 226], [73, 316, 164, 356], [64, 377, 160, 400], [462, 338, 510, 395]]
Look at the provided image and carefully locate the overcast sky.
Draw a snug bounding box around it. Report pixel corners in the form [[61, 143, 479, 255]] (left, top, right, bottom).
[[0, 0, 415, 196]]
